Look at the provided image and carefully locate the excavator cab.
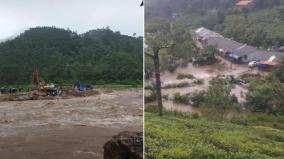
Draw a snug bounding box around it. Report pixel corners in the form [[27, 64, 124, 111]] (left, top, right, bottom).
[[29, 68, 60, 98]]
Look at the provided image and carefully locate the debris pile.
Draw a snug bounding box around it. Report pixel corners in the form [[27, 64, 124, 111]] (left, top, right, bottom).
[[0, 68, 98, 102]]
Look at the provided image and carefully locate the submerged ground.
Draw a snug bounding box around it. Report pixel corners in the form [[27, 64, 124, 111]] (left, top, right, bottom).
[[145, 57, 253, 112], [145, 110, 284, 159], [0, 88, 143, 159]]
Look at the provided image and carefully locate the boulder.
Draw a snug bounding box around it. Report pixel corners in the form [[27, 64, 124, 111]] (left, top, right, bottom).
[[103, 131, 143, 159]]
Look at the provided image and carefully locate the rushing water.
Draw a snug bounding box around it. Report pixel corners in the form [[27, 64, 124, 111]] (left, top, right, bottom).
[[146, 58, 255, 112], [0, 89, 143, 137]]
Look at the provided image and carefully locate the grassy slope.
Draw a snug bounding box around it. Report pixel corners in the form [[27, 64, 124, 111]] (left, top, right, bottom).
[[145, 111, 284, 159]]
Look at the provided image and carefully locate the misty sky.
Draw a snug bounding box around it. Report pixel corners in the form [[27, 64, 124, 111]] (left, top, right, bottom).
[[0, 0, 143, 40]]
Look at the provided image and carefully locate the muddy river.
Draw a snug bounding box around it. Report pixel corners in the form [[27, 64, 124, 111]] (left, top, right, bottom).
[[0, 88, 143, 159]]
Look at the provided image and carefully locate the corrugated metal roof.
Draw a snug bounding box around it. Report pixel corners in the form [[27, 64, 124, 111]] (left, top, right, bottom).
[[207, 36, 242, 52], [195, 27, 284, 62], [194, 27, 222, 40], [245, 51, 274, 62], [235, 45, 256, 57], [236, 0, 253, 6]]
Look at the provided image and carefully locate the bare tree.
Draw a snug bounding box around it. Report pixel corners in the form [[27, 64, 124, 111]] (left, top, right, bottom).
[[145, 17, 174, 116], [145, 45, 174, 116]]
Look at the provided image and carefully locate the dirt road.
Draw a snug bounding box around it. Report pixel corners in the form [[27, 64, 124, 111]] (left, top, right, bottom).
[[0, 88, 143, 159]]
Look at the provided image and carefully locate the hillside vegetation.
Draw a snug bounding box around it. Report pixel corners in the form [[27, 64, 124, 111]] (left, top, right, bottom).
[[0, 27, 143, 85], [145, 0, 284, 77], [145, 109, 284, 159], [146, 0, 284, 49], [145, 1, 284, 158]]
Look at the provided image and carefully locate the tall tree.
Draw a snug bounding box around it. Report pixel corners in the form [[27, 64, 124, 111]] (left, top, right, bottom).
[[246, 77, 284, 114], [205, 77, 235, 114], [145, 17, 174, 116]]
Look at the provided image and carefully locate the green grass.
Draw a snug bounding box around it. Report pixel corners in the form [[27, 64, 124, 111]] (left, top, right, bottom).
[[0, 81, 142, 90], [145, 107, 284, 159], [0, 84, 29, 89]]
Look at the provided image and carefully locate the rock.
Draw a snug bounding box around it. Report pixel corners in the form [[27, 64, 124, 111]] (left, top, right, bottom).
[[103, 131, 143, 159]]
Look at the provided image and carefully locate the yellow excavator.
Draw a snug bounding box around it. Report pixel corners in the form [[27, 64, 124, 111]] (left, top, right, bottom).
[[29, 68, 59, 98]]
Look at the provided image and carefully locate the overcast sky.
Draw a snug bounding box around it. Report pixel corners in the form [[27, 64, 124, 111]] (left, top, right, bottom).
[[0, 0, 143, 40]]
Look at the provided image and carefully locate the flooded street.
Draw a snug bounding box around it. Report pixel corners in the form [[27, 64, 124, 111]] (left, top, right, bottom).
[[0, 88, 143, 159]]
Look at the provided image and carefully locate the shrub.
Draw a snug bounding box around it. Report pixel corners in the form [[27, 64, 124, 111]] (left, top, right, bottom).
[[180, 59, 189, 67], [230, 113, 284, 129], [177, 73, 195, 80], [163, 82, 191, 89], [145, 111, 284, 159], [145, 91, 156, 103], [173, 93, 191, 104], [193, 79, 204, 85], [204, 77, 236, 113], [162, 94, 169, 100], [190, 91, 206, 107], [172, 91, 206, 107], [230, 116, 249, 126], [144, 85, 154, 90], [168, 62, 179, 73], [145, 105, 158, 113], [192, 113, 200, 119], [192, 46, 218, 66], [145, 95, 156, 103], [245, 77, 284, 115]]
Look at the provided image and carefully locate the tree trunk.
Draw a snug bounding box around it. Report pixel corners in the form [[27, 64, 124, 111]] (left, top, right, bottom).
[[153, 48, 163, 116]]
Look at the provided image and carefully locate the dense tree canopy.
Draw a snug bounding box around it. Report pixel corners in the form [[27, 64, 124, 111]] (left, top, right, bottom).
[[145, 16, 197, 76], [0, 27, 143, 85], [146, 0, 284, 49], [204, 77, 237, 114], [246, 77, 284, 115]]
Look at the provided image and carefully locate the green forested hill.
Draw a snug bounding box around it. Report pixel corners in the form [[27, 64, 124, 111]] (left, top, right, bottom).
[[0, 27, 143, 85]]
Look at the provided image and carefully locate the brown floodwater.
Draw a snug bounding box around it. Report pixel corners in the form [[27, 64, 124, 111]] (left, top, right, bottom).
[[145, 57, 255, 113], [163, 100, 199, 113], [0, 88, 143, 159]]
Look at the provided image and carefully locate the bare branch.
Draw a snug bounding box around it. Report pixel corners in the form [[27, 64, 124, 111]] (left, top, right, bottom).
[[145, 52, 154, 57], [159, 43, 176, 49]]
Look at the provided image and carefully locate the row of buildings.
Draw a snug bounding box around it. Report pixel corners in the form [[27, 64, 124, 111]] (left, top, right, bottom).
[[193, 27, 282, 68]]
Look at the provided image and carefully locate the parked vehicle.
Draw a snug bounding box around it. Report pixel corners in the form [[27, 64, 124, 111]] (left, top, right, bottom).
[[248, 61, 257, 68], [73, 83, 94, 92]]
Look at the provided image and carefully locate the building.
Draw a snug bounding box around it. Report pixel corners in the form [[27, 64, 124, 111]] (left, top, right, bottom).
[[193, 27, 222, 45], [236, 0, 255, 8], [193, 27, 283, 64]]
